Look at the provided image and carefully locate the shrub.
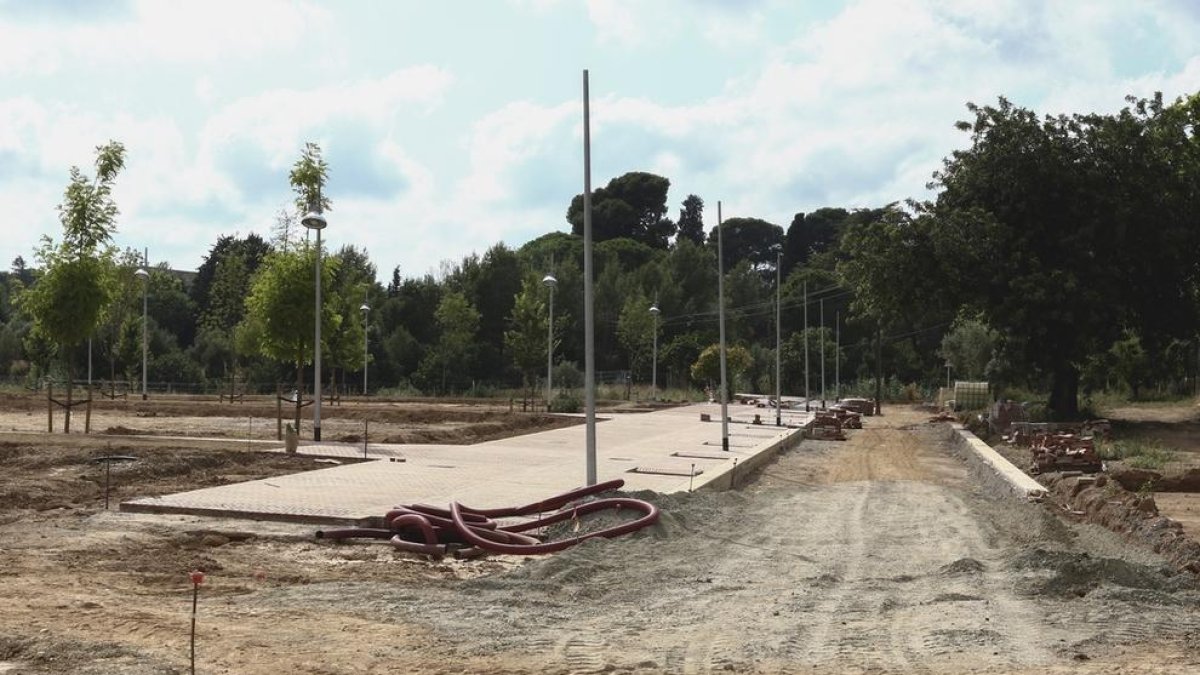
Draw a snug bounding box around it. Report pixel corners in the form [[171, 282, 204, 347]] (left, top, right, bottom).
[[1097, 439, 1174, 470], [549, 393, 581, 413]]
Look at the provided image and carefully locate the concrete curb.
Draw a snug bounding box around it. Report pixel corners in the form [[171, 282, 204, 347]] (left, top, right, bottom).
[[944, 423, 1047, 501], [693, 426, 806, 492]]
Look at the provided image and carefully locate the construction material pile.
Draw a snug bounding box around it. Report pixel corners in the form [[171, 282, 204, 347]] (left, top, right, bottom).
[[825, 404, 863, 429], [315, 479, 659, 558], [809, 413, 847, 440], [1028, 433, 1103, 475]]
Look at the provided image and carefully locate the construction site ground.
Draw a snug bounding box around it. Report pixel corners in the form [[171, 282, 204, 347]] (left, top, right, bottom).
[[1, 399, 1198, 674]]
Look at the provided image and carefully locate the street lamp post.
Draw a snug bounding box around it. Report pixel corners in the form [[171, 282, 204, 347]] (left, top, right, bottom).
[[543, 274, 557, 405], [775, 251, 782, 426], [302, 204, 327, 442], [649, 302, 660, 399], [717, 200, 729, 452], [360, 301, 370, 395], [135, 267, 149, 400]]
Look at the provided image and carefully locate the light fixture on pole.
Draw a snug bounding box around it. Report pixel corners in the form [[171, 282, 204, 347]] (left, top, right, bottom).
[[360, 300, 370, 396], [302, 203, 327, 442], [649, 302, 660, 399], [134, 267, 149, 400], [543, 273, 557, 406]]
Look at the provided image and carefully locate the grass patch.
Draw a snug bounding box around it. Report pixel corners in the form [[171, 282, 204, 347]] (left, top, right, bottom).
[[1097, 438, 1175, 470]]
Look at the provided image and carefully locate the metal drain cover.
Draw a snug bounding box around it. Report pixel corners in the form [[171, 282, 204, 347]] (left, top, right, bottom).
[[628, 466, 703, 476]]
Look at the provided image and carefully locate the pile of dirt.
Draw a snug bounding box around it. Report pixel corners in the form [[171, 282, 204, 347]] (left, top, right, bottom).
[[1007, 548, 1189, 597], [1040, 472, 1200, 573]]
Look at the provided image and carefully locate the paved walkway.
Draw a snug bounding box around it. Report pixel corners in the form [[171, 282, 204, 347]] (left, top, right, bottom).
[[121, 403, 812, 525]]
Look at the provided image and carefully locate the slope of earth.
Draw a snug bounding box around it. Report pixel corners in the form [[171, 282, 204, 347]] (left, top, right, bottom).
[[0, 407, 1197, 673]]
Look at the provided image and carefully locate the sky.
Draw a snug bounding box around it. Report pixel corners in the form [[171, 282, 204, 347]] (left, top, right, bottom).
[[1, 0, 1198, 280]]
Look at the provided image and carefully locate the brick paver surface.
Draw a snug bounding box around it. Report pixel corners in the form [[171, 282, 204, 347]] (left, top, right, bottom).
[[122, 403, 812, 524]]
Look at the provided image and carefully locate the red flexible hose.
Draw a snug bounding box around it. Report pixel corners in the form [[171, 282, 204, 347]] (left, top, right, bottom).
[[449, 497, 658, 555]]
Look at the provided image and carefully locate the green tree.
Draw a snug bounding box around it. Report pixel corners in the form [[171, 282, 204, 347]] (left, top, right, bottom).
[[676, 194, 705, 246], [239, 245, 339, 430], [20, 140, 125, 431], [616, 290, 656, 381], [290, 142, 331, 214], [324, 246, 373, 394], [708, 217, 784, 273], [94, 248, 143, 388], [939, 315, 998, 380], [690, 343, 752, 397], [416, 291, 480, 394], [504, 275, 551, 399], [782, 207, 848, 276], [1109, 329, 1149, 399], [567, 171, 675, 248]]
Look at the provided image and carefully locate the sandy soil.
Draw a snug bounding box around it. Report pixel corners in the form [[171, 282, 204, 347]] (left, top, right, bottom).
[[1, 406, 1198, 673]]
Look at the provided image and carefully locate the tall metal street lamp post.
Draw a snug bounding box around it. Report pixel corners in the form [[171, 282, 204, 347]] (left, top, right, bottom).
[[302, 203, 327, 442], [360, 300, 370, 395], [134, 267, 149, 400], [649, 302, 660, 399], [775, 250, 782, 426], [543, 273, 557, 405]]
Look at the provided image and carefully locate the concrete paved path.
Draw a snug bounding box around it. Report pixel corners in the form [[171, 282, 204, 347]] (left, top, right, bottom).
[[121, 403, 811, 525]]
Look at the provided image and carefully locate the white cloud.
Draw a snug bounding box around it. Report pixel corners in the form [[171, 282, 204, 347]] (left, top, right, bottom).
[[199, 66, 455, 177], [4, 0, 1199, 280], [0, 0, 331, 75]]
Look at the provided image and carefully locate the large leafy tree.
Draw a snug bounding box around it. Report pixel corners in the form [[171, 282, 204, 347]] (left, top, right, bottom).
[[567, 171, 675, 248], [782, 207, 848, 277], [842, 94, 1200, 417], [708, 217, 784, 273], [20, 140, 125, 431]]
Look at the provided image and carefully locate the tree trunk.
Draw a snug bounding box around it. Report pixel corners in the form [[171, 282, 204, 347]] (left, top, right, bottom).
[[1049, 363, 1080, 420]]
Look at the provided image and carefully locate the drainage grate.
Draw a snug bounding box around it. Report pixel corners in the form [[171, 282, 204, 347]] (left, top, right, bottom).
[[671, 451, 732, 460], [628, 466, 703, 477]]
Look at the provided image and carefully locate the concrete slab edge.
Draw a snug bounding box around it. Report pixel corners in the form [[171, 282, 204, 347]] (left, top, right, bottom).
[[119, 499, 372, 527], [945, 423, 1047, 502], [692, 426, 805, 492]]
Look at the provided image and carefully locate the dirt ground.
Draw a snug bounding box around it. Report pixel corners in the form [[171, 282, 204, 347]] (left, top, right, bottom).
[[0, 392, 580, 444], [1101, 401, 1200, 469], [1, 405, 1199, 673]]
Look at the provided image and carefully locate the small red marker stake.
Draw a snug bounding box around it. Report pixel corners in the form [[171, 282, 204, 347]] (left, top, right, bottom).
[[189, 570, 205, 675]]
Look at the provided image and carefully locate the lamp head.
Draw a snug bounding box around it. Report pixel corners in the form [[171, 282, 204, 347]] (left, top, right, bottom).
[[134, 268, 149, 280], [360, 303, 370, 312], [301, 210, 327, 231], [649, 304, 660, 316], [542, 274, 557, 288]]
